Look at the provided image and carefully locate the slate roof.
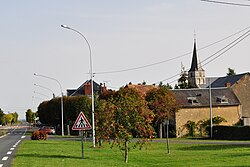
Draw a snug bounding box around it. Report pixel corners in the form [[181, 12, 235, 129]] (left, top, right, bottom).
[[67, 80, 102, 96], [171, 87, 240, 108], [210, 73, 249, 88]]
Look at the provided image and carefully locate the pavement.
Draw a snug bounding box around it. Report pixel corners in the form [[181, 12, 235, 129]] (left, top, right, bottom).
[[0, 126, 27, 167]]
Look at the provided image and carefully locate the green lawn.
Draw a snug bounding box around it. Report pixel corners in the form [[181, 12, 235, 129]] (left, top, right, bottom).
[[12, 139, 250, 167]]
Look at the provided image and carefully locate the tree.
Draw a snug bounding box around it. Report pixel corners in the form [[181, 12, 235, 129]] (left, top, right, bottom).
[[4, 114, 13, 125], [177, 70, 189, 89], [11, 112, 18, 124], [227, 68, 236, 76], [145, 87, 177, 154], [0, 108, 4, 125], [159, 82, 172, 89], [26, 109, 35, 123], [37, 96, 91, 135], [96, 87, 155, 163], [145, 87, 177, 137]]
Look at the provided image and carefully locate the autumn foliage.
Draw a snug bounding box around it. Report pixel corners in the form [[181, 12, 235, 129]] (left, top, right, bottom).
[[95, 87, 155, 163], [31, 130, 48, 140]]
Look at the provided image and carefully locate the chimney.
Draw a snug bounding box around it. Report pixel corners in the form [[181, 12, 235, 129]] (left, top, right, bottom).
[[84, 81, 91, 95], [102, 83, 107, 93], [225, 82, 231, 87]]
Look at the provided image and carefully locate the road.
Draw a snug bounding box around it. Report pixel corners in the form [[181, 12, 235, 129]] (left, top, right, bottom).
[[0, 126, 27, 167]]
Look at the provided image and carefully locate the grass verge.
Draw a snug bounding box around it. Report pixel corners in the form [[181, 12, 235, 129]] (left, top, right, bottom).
[[12, 139, 250, 167]]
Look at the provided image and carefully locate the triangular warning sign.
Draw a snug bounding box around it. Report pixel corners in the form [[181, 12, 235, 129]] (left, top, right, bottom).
[[72, 112, 92, 130]]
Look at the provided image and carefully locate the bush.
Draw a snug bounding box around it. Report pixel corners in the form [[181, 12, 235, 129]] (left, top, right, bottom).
[[31, 130, 48, 140]]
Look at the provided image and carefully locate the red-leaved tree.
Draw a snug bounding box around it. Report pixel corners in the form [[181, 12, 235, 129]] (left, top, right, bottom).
[[95, 87, 155, 163]]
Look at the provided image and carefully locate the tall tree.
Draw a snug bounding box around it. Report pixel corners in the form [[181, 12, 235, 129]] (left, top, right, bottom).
[[227, 68, 236, 76], [12, 112, 18, 124], [0, 108, 4, 125], [145, 87, 177, 154], [96, 87, 155, 163], [146, 87, 177, 136], [4, 114, 13, 125], [26, 109, 35, 123]]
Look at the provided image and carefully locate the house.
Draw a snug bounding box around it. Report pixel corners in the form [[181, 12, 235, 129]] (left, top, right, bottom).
[[172, 88, 241, 137], [187, 38, 250, 127], [67, 80, 107, 96], [209, 72, 250, 125]]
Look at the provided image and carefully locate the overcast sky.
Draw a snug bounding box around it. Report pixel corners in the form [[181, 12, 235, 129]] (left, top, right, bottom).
[[0, 0, 249, 119]]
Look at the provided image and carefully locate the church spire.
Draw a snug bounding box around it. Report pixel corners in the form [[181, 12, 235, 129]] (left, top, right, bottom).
[[189, 37, 203, 72], [188, 36, 206, 87]]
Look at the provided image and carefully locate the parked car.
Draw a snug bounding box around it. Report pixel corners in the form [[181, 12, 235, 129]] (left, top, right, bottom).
[[39, 126, 55, 135]]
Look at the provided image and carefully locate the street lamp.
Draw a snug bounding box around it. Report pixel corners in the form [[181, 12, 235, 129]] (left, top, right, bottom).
[[34, 83, 55, 98], [34, 73, 64, 136], [33, 91, 50, 98], [61, 24, 96, 147]]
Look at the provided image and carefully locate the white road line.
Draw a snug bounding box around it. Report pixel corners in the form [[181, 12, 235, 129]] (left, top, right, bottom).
[[7, 151, 12, 155], [0, 164, 3, 167], [10, 148, 14, 150], [2, 156, 8, 161], [21, 136, 26, 139]]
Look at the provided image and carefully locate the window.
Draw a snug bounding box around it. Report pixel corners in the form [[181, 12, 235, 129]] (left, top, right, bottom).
[[216, 96, 228, 104], [187, 97, 199, 104]]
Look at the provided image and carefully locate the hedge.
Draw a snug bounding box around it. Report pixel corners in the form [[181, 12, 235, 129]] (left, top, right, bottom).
[[212, 126, 250, 140]]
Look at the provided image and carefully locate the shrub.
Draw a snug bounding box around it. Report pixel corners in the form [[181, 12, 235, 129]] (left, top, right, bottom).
[[185, 120, 197, 137], [31, 130, 48, 140]]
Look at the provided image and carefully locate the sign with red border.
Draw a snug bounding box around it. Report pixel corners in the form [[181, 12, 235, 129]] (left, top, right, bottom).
[[72, 112, 92, 130]]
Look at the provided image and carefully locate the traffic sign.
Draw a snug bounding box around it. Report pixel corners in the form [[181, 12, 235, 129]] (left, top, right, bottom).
[[72, 112, 92, 130]]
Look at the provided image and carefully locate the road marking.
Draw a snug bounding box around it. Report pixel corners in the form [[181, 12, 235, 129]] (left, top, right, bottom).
[[7, 151, 12, 155], [2, 156, 8, 161], [10, 148, 14, 150], [0, 164, 3, 167], [21, 136, 26, 139]]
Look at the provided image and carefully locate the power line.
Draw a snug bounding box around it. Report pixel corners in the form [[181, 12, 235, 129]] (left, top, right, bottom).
[[156, 28, 250, 85], [201, 0, 250, 7], [202, 30, 250, 67], [94, 25, 250, 75], [201, 29, 250, 64]]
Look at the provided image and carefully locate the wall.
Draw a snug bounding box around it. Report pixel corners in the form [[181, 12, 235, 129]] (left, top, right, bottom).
[[231, 74, 250, 118], [175, 105, 241, 137]]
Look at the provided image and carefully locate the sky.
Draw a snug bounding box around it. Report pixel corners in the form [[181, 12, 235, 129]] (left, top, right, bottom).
[[0, 0, 249, 119]]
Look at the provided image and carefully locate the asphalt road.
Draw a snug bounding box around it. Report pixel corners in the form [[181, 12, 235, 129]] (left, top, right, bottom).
[[0, 126, 27, 167]]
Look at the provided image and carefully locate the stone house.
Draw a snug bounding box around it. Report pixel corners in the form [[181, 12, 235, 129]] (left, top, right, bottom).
[[210, 72, 250, 125], [172, 88, 241, 137]]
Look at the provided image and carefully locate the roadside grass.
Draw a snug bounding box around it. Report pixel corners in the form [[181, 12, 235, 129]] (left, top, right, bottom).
[[12, 139, 250, 167]]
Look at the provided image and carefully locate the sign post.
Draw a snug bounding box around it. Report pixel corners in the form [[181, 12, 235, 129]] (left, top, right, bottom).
[[72, 112, 92, 159]]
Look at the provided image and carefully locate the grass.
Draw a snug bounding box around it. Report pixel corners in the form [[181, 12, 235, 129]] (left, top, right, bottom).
[[12, 139, 250, 167]]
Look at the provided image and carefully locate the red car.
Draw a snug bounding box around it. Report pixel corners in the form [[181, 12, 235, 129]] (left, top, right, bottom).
[[39, 126, 55, 135]]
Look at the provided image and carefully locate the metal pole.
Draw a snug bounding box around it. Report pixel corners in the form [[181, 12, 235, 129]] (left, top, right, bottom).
[[81, 130, 84, 159], [209, 78, 213, 138], [34, 73, 64, 136], [166, 119, 170, 154], [61, 25, 95, 147]]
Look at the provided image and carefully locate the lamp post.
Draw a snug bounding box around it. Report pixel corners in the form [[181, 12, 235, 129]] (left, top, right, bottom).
[[34, 73, 64, 136], [61, 24, 95, 147], [34, 83, 56, 98], [33, 91, 50, 98]]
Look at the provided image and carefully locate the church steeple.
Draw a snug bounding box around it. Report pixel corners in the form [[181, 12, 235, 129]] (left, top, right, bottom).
[[189, 40, 203, 72], [188, 37, 206, 88]]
